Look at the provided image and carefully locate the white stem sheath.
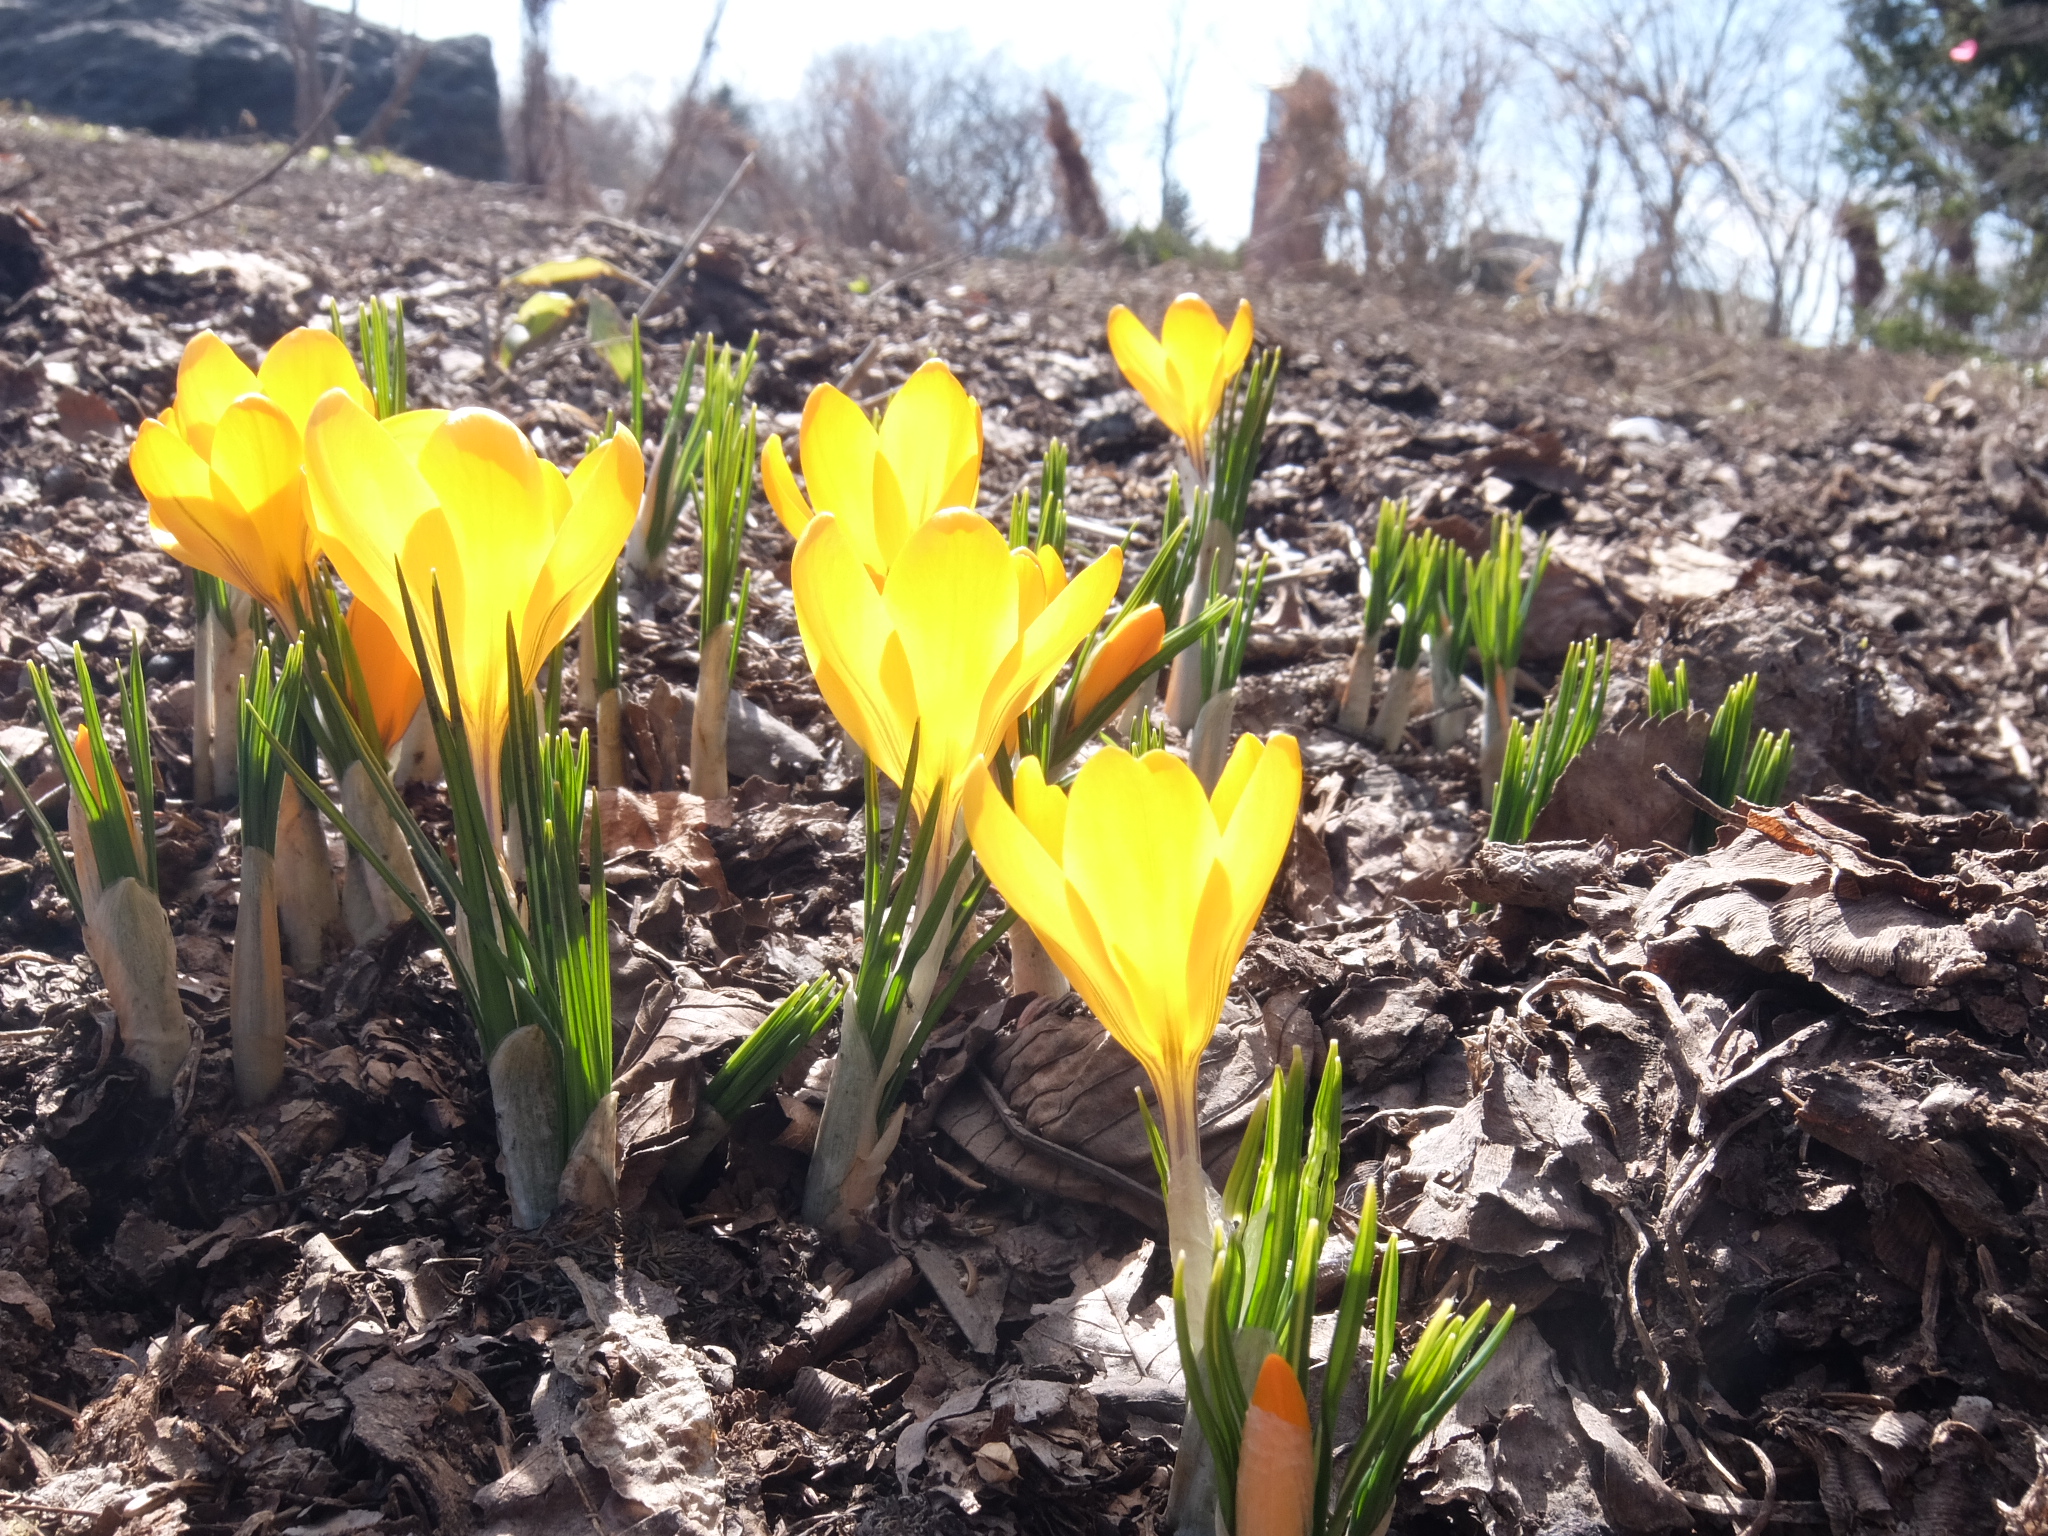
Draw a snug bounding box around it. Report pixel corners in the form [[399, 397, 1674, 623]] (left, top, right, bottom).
[[1480, 674, 1511, 807], [208, 609, 256, 805], [1372, 666, 1420, 753], [392, 702, 440, 788], [691, 621, 732, 800], [1008, 925, 1069, 1002], [1336, 639, 1377, 738], [340, 760, 429, 946], [596, 689, 626, 791], [1432, 643, 1475, 752], [1187, 687, 1237, 794], [558, 1090, 619, 1213], [231, 846, 286, 1106], [576, 609, 600, 712], [489, 1024, 564, 1230], [273, 780, 341, 973], [192, 604, 215, 807], [83, 877, 191, 1096]]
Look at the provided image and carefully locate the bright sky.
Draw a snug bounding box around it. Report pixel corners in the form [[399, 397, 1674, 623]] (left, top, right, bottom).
[[352, 0, 1318, 242]]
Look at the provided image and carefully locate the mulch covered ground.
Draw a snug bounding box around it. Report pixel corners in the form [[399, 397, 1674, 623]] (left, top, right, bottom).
[[2, 115, 2048, 1536]]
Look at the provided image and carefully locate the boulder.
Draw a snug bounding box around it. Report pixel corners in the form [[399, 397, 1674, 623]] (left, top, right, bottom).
[[0, 0, 506, 181]]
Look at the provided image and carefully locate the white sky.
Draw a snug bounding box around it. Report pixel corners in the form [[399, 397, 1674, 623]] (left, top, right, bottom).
[[353, 0, 1317, 242]]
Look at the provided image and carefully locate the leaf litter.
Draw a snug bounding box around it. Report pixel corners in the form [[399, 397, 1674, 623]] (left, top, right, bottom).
[[2, 111, 2048, 1533]]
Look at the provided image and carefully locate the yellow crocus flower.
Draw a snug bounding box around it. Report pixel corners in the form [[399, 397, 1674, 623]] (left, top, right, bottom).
[[962, 731, 1301, 1318], [792, 510, 1118, 837], [762, 359, 983, 579], [303, 395, 643, 835], [129, 328, 374, 628], [1105, 294, 1255, 474]]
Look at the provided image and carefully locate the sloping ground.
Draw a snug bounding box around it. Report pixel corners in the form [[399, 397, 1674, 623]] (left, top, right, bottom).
[[0, 115, 2046, 1535]]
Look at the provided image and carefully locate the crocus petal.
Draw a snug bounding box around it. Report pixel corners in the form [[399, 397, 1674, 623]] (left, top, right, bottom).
[[962, 761, 1138, 1050], [304, 390, 440, 630], [1008, 546, 1124, 706], [1216, 733, 1303, 959], [1073, 603, 1164, 722], [524, 430, 642, 685], [1210, 732, 1267, 831], [348, 599, 426, 751], [1010, 755, 1067, 861], [1063, 748, 1217, 1040], [877, 360, 981, 524], [761, 434, 813, 539], [132, 418, 245, 586], [170, 332, 258, 458], [797, 384, 883, 567], [1106, 304, 1184, 441], [256, 327, 373, 432], [792, 514, 918, 784], [882, 512, 1021, 801], [1236, 1355, 1313, 1536], [208, 394, 313, 623], [1035, 545, 1068, 602], [1198, 298, 1257, 437]]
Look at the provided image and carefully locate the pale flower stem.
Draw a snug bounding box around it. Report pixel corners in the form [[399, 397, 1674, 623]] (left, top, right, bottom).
[[1432, 640, 1474, 752], [340, 759, 428, 946], [489, 1023, 564, 1229], [392, 703, 439, 788], [1187, 687, 1236, 794], [1372, 666, 1419, 753], [1335, 638, 1376, 738], [557, 1089, 619, 1214], [575, 609, 599, 712], [230, 845, 286, 1106], [208, 609, 256, 805], [801, 989, 885, 1235], [273, 780, 341, 973], [83, 877, 191, 1096], [1480, 671, 1511, 806], [691, 620, 732, 800], [1008, 924, 1068, 1001], [596, 689, 626, 790], [192, 607, 215, 806]]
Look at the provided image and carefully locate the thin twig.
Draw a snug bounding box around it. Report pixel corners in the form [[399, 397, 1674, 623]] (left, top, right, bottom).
[[64, 81, 352, 261], [636, 150, 756, 320], [971, 1069, 1165, 1214]]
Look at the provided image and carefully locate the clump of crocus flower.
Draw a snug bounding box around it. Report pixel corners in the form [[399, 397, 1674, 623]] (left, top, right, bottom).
[[791, 505, 1121, 1232], [963, 732, 1302, 1329]]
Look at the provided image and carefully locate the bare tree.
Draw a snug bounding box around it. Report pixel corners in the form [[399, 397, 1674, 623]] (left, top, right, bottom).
[[633, 0, 729, 219], [1156, 2, 1199, 234], [1046, 91, 1111, 242], [767, 36, 1092, 254], [1321, 0, 1510, 286], [514, 0, 564, 192], [1503, 0, 1800, 319]]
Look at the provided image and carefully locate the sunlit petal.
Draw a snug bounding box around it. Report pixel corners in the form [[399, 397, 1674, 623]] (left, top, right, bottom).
[[761, 434, 812, 539], [304, 390, 440, 628], [1106, 304, 1182, 441], [256, 327, 372, 432], [797, 384, 881, 564], [878, 360, 980, 524], [348, 599, 426, 751], [1009, 755, 1068, 861], [1073, 603, 1164, 723], [208, 394, 313, 622], [170, 332, 258, 458]]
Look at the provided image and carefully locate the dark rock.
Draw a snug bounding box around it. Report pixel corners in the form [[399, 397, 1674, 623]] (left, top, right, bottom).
[[1074, 406, 1165, 462], [0, 0, 506, 181]]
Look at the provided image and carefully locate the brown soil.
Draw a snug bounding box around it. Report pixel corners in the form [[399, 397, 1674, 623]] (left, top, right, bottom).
[[2, 115, 2048, 1536]]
